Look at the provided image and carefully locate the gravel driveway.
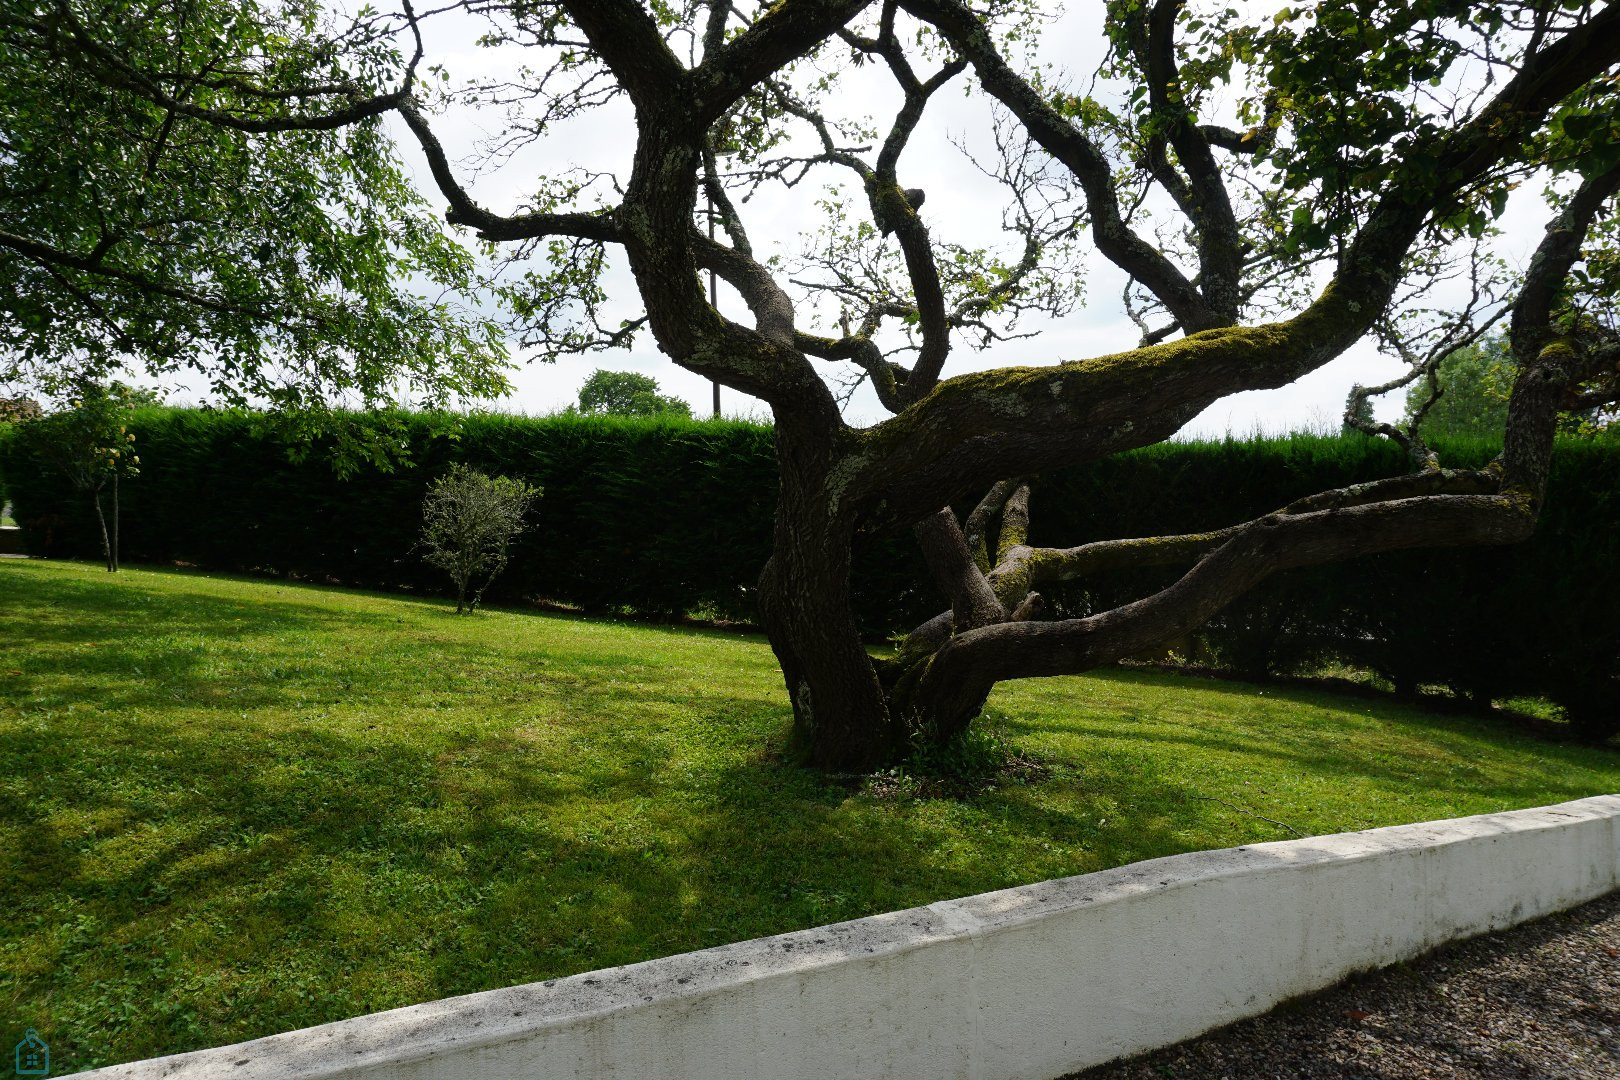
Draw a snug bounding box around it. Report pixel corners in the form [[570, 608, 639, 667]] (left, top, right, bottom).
[[1066, 888, 1620, 1079]]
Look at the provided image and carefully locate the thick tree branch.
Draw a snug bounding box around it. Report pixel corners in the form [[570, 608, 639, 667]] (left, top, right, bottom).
[[1566, 374, 1620, 412], [793, 331, 907, 412], [995, 527, 1241, 589], [703, 147, 754, 256], [1502, 164, 1620, 501], [851, 319, 1325, 526], [692, 231, 797, 346], [993, 482, 1030, 564], [986, 466, 1500, 597], [397, 99, 619, 242], [616, 116, 840, 425], [1140, 0, 1244, 321], [963, 477, 1021, 572], [900, 0, 1216, 332], [914, 491, 1536, 720], [702, 0, 732, 60], [558, 1, 686, 114], [1510, 160, 1620, 359], [844, 21, 967, 404], [1199, 124, 1270, 155], [692, 0, 875, 122], [878, 192, 952, 407], [913, 508, 1006, 631]]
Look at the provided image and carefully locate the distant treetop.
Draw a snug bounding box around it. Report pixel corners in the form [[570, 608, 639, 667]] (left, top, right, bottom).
[[576, 370, 693, 419]]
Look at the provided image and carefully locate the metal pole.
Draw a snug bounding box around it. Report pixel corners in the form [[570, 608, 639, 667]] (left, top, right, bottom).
[[707, 193, 721, 419]]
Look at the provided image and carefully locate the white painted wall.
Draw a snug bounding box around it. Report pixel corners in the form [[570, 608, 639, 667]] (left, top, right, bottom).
[[85, 795, 1620, 1080]]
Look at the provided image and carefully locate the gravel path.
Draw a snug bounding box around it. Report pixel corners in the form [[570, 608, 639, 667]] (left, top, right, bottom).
[[1066, 888, 1620, 1080]]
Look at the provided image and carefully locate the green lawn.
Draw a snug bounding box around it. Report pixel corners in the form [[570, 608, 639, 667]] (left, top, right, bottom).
[[3, 559, 1617, 1072]]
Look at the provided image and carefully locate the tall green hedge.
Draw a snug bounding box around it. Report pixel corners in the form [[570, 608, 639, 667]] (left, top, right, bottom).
[[3, 409, 1614, 736], [0, 408, 784, 619]]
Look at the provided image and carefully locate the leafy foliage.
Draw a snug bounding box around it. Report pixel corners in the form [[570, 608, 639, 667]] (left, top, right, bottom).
[[1403, 337, 1516, 439], [419, 464, 539, 613], [576, 369, 693, 418], [0, 0, 510, 413]]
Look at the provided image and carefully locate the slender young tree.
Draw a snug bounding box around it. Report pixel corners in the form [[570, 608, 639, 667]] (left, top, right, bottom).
[[13, 1, 1620, 762], [32, 382, 141, 572]]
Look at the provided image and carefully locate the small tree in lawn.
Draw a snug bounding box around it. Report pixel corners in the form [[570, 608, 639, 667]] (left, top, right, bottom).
[[37, 383, 141, 572], [420, 464, 539, 613]]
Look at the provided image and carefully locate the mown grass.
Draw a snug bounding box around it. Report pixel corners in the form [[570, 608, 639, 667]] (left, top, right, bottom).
[[2, 559, 1617, 1072]]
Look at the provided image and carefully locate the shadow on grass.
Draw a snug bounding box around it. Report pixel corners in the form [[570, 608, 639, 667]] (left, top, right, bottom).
[[2, 560, 1616, 1072], [0, 704, 1194, 1072]]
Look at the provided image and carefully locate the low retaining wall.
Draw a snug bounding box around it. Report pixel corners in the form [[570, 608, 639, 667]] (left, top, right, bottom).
[[90, 795, 1620, 1080]]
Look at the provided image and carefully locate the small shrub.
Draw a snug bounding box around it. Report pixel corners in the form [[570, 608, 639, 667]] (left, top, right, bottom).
[[419, 464, 540, 613]]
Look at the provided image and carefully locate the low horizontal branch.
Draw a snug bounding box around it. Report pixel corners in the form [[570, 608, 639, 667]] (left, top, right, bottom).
[[923, 490, 1536, 695]]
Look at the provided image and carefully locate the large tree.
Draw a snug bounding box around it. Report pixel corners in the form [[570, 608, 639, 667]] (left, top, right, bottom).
[[15, 1, 1620, 765]]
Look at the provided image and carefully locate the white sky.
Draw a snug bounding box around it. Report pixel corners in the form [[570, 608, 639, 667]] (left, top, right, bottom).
[[155, 2, 1554, 436]]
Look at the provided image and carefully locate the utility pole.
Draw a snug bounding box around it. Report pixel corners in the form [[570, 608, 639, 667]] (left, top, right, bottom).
[[707, 191, 721, 420]]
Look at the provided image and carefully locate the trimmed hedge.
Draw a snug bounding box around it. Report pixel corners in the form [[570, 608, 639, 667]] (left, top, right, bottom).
[[0, 408, 784, 619], [3, 409, 1615, 736]]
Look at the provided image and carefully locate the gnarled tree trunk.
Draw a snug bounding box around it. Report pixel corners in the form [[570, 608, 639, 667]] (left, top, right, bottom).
[[757, 425, 900, 769]]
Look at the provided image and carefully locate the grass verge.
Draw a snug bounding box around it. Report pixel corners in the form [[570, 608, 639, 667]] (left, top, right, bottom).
[[3, 559, 1617, 1072]]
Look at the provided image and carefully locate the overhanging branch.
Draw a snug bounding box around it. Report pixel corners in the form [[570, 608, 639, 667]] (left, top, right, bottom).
[[397, 99, 620, 243]]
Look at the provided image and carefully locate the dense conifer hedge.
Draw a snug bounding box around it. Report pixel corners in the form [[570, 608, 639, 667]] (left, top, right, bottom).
[[3, 408, 1614, 735], [0, 408, 781, 618]]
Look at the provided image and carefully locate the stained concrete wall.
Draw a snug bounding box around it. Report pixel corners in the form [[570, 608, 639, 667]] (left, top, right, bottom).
[[87, 795, 1620, 1080]]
